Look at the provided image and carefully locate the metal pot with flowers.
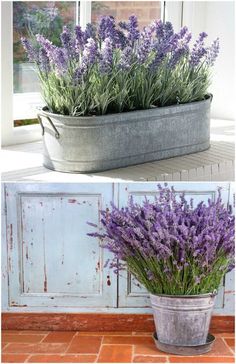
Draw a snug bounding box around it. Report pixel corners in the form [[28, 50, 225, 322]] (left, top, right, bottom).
[[88, 185, 234, 355], [22, 16, 219, 173]]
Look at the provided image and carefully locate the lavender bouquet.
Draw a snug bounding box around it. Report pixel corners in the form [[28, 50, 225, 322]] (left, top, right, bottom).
[[88, 185, 234, 295], [21, 15, 219, 117]]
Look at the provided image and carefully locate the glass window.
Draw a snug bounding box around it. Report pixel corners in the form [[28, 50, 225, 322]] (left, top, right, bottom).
[[13, 1, 77, 126], [91, 1, 162, 28]]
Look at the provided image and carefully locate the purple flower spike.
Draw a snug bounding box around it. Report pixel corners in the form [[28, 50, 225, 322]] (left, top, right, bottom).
[[21, 37, 38, 62], [119, 46, 133, 70], [100, 37, 113, 73], [127, 15, 140, 44], [137, 27, 152, 63], [75, 25, 85, 51], [82, 37, 97, 68], [205, 38, 220, 66], [60, 26, 76, 59], [98, 16, 116, 42], [36, 34, 67, 75], [189, 32, 208, 67]]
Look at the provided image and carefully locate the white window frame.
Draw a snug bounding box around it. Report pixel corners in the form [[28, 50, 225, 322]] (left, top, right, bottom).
[[1, 1, 182, 146]]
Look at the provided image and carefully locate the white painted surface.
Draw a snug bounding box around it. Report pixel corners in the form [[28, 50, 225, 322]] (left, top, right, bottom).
[[183, 1, 235, 120]]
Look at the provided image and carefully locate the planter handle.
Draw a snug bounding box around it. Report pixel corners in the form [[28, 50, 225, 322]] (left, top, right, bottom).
[[210, 289, 217, 297], [37, 113, 60, 139]]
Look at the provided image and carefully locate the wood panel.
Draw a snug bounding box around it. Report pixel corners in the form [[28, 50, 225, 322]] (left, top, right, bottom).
[[4, 183, 117, 308]]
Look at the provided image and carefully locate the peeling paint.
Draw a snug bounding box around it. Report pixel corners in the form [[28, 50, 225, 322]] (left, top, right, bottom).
[[107, 275, 111, 286], [9, 224, 13, 250], [68, 199, 77, 204], [25, 247, 29, 260], [96, 261, 100, 273], [44, 264, 47, 293]]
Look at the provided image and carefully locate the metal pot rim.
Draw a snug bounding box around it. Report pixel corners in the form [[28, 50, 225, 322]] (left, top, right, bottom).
[[150, 291, 217, 299], [40, 94, 213, 120]]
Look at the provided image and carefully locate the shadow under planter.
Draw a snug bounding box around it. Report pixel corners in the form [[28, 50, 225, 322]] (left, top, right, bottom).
[[38, 95, 212, 173]]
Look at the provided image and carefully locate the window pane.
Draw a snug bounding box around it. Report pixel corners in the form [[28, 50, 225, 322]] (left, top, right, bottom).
[[13, 1, 77, 126], [91, 1, 162, 28]]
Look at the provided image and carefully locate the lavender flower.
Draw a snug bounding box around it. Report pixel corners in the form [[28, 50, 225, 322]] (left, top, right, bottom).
[[205, 38, 220, 66], [88, 185, 234, 295], [60, 26, 75, 59], [119, 46, 133, 70], [38, 48, 50, 73], [84, 23, 97, 41], [81, 37, 97, 70], [168, 27, 192, 68], [98, 16, 116, 41], [21, 37, 38, 62], [36, 34, 67, 75], [75, 25, 85, 51], [127, 15, 140, 44], [22, 17, 220, 116], [190, 32, 208, 67], [137, 27, 152, 63], [99, 37, 113, 73]]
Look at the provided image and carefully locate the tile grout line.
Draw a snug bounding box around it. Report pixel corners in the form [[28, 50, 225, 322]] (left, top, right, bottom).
[[221, 337, 235, 356], [131, 344, 135, 363], [63, 331, 79, 355], [95, 335, 104, 363]]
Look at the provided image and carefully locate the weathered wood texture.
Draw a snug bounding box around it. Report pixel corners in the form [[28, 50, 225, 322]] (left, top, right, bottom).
[[1, 313, 234, 333]]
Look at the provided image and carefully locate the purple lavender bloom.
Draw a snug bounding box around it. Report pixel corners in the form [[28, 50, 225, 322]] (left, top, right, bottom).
[[137, 27, 152, 63], [205, 38, 220, 66], [21, 37, 38, 62], [81, 37, 97, 70], [168, 28, 192, 68], [119, 46, 133, 70], [127, 15, 140, 44], [88, 184, 234, 295], [98, 16, 116, 41], [189, 32, 208, 67], [38, 48, 50, 73], [99, 37, 113, 73], [75, 25, 85, 51], [84, 23, 97, 41], [36, 34, 67, 75]]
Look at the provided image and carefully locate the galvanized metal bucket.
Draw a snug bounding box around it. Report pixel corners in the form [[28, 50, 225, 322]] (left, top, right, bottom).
[[150, 292, 217, 346], [38, 95, 212, 173]]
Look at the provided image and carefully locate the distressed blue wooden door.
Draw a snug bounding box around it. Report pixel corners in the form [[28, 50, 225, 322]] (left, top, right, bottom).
[[5, 183, 117, 309], [118, 182, 231, 312]]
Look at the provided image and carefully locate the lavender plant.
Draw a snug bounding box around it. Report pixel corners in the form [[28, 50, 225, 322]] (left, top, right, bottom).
[[88, 185, 234, 295], [21, 16, 219, 116]]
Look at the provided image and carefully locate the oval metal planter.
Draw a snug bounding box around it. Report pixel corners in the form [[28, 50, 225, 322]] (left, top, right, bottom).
[[150, 292, 217, 347], [38, 95, 212, 173]]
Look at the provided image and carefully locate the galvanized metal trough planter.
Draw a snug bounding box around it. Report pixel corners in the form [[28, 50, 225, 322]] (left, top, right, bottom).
[[150, 291, 217, 355], [38, 95, 212, 173]]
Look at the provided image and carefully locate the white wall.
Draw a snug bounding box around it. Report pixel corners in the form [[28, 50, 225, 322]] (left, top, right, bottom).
[[183, 1, 235, 120]]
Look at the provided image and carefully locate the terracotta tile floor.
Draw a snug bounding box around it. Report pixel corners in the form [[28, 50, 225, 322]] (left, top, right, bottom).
[[1, 330, 235, 363]]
